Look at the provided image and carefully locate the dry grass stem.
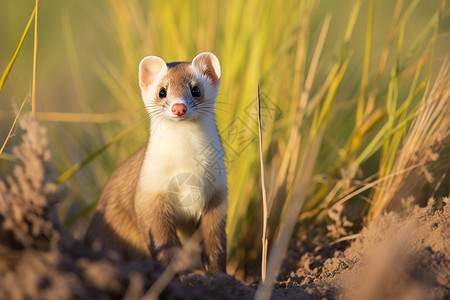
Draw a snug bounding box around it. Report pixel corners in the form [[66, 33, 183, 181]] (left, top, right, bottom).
[[370, 59, 450, 219], [31, 0, 39, 118], [0, 8, 36, 92], [255, 128, 323, 300], [257, 86, 269, 283], [143, 231, 202, 300], [0, 95, 29, 155]]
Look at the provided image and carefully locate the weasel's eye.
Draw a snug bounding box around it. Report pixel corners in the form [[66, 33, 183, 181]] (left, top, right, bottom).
[[159, 88, 167, 99], [191, 86, 201, 97]]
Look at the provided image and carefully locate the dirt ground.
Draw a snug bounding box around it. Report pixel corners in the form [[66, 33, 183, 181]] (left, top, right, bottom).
[[1, 117, 449, 300]]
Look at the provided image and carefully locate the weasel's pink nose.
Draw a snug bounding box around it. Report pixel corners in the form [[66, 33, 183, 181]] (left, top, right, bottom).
[[171, 103, 187, 116]]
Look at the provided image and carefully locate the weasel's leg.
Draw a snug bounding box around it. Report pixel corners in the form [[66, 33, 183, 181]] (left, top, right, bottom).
[[134, 193, 182, 266], [200, 192, 227, 274]]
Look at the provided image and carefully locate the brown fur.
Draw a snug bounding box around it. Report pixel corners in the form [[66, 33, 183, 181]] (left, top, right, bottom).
[[84, 145, 149, 259], [200, 191, 227, 273], [154, 63, 206, 104], [84, 138, 227, 273]]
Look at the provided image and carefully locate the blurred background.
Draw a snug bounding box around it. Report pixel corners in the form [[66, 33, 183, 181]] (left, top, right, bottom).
[[1, 0, 449, 280]]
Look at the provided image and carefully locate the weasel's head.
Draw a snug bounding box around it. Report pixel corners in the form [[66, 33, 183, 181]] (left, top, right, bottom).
[[139, 52, 221, 122]]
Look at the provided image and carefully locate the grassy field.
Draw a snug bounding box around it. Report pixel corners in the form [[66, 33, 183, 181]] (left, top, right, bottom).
[[1, 0, 449, 280]]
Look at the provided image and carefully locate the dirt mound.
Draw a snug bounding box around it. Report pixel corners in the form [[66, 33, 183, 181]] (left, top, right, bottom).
[[279, 198, 449, 299], [0, 117, 448, 299]]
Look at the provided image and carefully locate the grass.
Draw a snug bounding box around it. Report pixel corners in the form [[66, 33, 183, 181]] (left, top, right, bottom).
[[0, 0, 449, 285], [257, 86, 268, 283], [31, 0, 38, 117]]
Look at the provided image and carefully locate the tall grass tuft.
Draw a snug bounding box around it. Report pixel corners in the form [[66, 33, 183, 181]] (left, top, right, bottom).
[[370, 60, 450, 219]]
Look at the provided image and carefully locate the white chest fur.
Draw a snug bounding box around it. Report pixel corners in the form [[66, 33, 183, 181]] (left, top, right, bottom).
[[138, 118, 227, 228]]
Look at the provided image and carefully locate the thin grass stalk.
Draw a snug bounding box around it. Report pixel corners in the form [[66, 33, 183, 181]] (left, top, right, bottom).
[[257, 86, 268, 283], [341, 0, 362, 58], [397, 57, 425, 121], [353, 107, 419, 168], [255, 128, 322, 300], [61, 12, 89, 111], [0, 153, 24, 165], [289, 2, 309, 126], [316, 54, 352, 130], [0, 7, 36, 92], [63, 202, 96, 227], [31, 0, 39, 118], [379, 65, 400, 177], [143, 230, 203, 300], [403, 12, 438, 66], [349, 0, 403, 159], [365, 0, 404, 118], [35, 111, 128, 123], [376, 32, 406, 184], [332, 160, 427, 209], [52, 125, 134, 187], [0, 94, 29, 155], [272, 14, 330, 197], [356, 0, 374, 127], [0, 111, 129, 123]]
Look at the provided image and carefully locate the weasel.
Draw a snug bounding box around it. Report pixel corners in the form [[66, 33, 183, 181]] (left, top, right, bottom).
[[84, 52, 227, 274]]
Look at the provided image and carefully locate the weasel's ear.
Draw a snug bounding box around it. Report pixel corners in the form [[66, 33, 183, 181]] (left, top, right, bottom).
[[139, 56, 167, 90], [192, 52, 221, 86]]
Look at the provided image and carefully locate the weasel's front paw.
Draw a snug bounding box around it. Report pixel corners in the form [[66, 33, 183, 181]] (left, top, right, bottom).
[[158, 246, 201, 274], [156, 246, 181, 267]]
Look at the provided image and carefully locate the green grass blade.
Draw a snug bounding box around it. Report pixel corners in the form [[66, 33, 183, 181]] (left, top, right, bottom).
[[356, 0, 374, 127], [52, 126, 134, 186], [0, 153, 24, 166], [0, 7, 36, 92]]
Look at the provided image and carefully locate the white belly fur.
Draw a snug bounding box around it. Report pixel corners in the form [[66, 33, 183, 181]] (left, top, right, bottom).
[[138, 118, 227, 235]]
